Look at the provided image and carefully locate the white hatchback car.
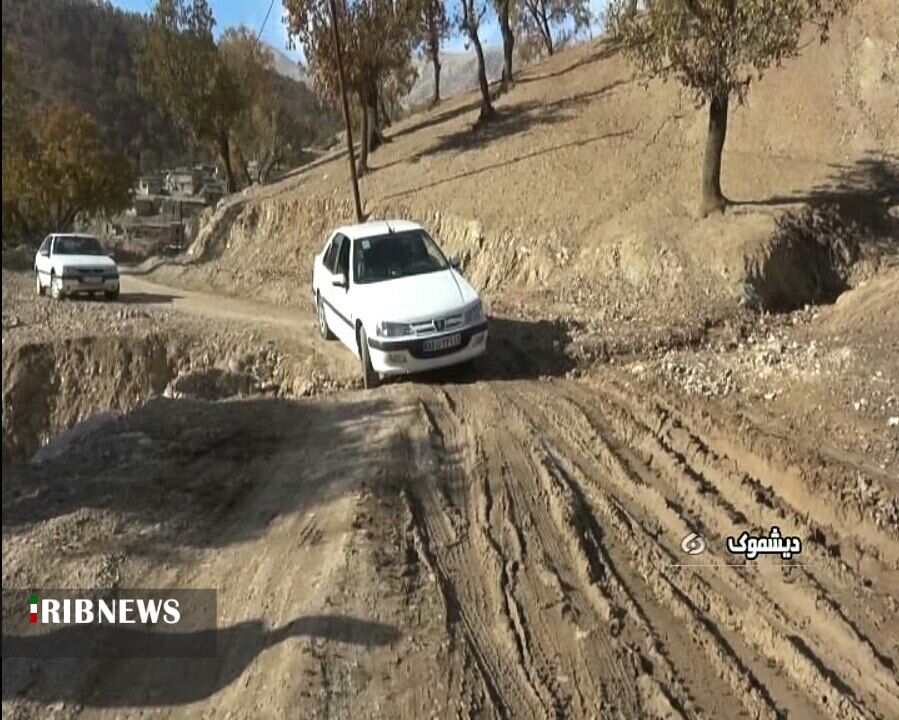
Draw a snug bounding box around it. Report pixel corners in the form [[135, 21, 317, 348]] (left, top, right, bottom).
[[311, 220, 488, 388], [34, 233, 120, 300]]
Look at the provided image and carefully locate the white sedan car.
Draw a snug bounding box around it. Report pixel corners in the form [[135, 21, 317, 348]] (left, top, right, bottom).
[[35, 233, 120, 300], [311, 220, 488, 388]]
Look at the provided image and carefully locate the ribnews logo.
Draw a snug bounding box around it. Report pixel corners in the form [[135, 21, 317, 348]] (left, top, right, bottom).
[[27, 592, 181, 625], [4, 588, 217, 658]]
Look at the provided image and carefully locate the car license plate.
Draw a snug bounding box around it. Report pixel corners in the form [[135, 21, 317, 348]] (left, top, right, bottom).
[[83, 276, 101, 284], [423, 334, 461, 352]]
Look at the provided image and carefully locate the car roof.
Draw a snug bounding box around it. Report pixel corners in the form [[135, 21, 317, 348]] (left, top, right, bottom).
[[333, 220, 423, 240], [50, 233, 100, 239]]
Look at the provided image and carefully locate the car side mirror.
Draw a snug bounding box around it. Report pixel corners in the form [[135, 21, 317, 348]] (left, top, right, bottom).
[[332, 273, 348, 289], [448, 254, 461, 269]]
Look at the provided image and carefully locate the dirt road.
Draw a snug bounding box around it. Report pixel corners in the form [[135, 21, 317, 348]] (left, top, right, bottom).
[[3, 276, 898, 719], [120, 274, 315, 332]]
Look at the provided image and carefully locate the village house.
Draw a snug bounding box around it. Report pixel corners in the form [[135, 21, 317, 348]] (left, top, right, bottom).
[[136, 175, 163, 196], [165, 168, 204, 196]]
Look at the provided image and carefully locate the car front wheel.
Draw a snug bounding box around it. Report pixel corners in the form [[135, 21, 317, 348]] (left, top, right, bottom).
[[317, 294, 333, 340], [358, 326, 380, 389], [104, 288, 120, 301], [35, 272, 45, 296], [50, 274, 64, 300]]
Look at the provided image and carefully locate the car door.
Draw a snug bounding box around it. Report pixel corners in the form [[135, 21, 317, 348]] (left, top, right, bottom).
[[320, 234, 356, 351], [317, 233, 338, 289], [35, 236, 52, 277]]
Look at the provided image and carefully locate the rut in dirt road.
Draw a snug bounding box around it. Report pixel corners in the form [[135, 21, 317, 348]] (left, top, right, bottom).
[[395, 378, 899, 720]]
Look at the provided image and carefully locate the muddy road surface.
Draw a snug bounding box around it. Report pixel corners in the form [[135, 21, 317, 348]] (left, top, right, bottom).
[[3, 275, 898, 719]]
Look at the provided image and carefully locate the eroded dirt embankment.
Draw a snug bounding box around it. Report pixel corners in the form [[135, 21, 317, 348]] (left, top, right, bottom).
[[2, 333, 174, 461], [1, 271, 358, 463]]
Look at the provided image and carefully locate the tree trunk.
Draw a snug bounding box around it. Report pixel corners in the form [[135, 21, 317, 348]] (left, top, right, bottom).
[[378, 85, 392, 127], [218, 134, 236, 193], [700, 92, 729, 217], [431, 48, 441, 105], [499, 1, 514, 90], [366, 82, 383, 151], [541, 13, 554, 56], [236, 147, 251, 186], [469, 28, 496, 121], [260, 149, 280, 183], [357, 94, 370, 177]]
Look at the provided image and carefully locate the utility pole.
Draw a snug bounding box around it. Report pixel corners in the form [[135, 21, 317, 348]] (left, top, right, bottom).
[[328, 0, 363, 223]]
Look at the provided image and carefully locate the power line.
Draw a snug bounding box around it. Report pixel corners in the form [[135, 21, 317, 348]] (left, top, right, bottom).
[[256, 0, 276, 43]]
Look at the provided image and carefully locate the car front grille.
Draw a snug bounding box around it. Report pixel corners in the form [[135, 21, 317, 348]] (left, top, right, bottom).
[[64, 267, 116, 281], [410, 313, 463, 336]]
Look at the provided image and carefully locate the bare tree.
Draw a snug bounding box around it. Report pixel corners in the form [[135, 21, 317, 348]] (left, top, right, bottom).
[[458, 0, 496, 121], [493, 0, 515, 89], [416, 0, 450, 105], [519, 0, 590, 57], [285, 0, 418, 175]]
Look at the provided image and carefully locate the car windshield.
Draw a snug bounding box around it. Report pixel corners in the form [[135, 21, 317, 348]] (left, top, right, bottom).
[[54, 236, 105, 255], [353, 230, 448, 284]]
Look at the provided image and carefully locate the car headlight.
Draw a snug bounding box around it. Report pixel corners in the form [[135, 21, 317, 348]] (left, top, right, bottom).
[[464, 301, 484, 325], [376, 321, 413, 338]]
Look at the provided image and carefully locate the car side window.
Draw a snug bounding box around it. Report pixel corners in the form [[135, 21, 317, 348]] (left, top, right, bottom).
[[335, 236, 350, 279], [324, 235, 342, 273], [39, 237, 51, 256]]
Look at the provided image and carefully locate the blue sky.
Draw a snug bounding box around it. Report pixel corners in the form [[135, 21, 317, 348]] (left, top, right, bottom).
[[111, 1, 607, 62]]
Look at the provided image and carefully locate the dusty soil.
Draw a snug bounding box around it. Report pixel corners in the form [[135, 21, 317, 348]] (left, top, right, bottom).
[[3, 260, 898, 719], [3, 2, 899, 717]]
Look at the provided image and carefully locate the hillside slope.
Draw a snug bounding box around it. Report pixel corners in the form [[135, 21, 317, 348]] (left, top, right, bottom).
[[159, 0, 896, 347], [1, 0, 184, 166], [1, 0, 340, 167]]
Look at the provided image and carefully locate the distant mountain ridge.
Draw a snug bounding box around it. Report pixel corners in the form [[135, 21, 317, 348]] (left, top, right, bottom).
[[263, 42, 307, 85], [262, 40, 505, 108], [406, 48, 504, 107]]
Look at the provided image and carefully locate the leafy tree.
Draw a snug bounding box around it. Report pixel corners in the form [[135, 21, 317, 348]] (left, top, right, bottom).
[[220, 28, 329, 184], [608, 0, 853, 216], [220, 27, 277, 183], [415, 0, 451, 105], [137, 0, 244, 191], [519, 0, 591, 57], [5, 104, 134, 240], [458, 0, 496, 121], [2, 0, 186, 170], [2, 41, 26, 241], [285, 0, 419, 175]]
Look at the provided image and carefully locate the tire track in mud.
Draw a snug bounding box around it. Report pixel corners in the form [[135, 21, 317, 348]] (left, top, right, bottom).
[[399, 384, 689, 719], [393, 378, 897, 719], [576, 381, 899, 712], [506, 378, 897, 720]]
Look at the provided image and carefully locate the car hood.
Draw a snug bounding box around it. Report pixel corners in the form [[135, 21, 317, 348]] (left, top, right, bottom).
[[354, 269, 479, 322], [53, 255, 116, 269]]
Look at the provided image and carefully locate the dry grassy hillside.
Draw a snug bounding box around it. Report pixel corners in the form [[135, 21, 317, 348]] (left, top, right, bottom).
[[157, 0, 897, 346]]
